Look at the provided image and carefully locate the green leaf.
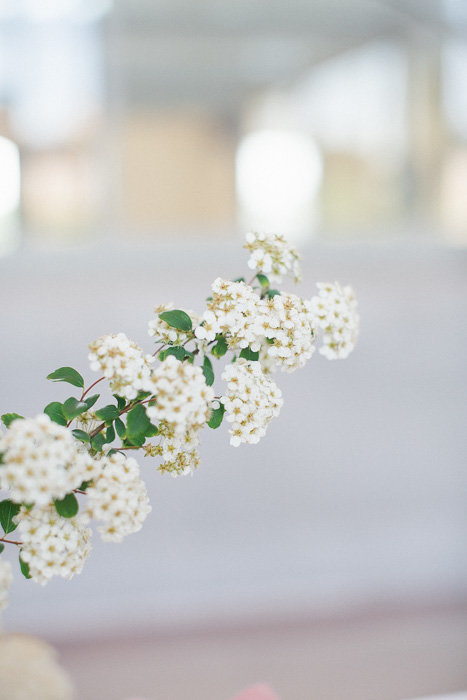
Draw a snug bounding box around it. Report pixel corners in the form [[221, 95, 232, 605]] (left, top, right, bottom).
[[46, 366, 84, 388], [78, 480, 92, 492], [44, 401, 67, 426], [105, 424, 116, 443], [145, 423, 159, 438], [84, 394, 100, 410], [239, 347, 259, 361], [123, 434, 145, 448], [91, 433, 106, 452], [113, 395, 126, 411], [265, 289, 281, 299], [233, 277, 245, 283], [211, 336, 228, 358], [95, 405, 119, 422], [202, 356, 215, 386], [136, 391, 151, 401], [62, 397, 88, 421], [53, 493, 79, 518], [256, 273, 270, 288], [126, 404, 150, 442], [0, 543, 4, 554], [19, 554, 31, 579], [208, 402, 225, 429], [159, 346, 194, 363], [1, 413, 24, 428], [71, 429, 90, 444], [158, 309, 192, 332], [0, 499, 20, 534], [115, 418, 126, 439], [0, 452, 3, 464], [106, 448, 118, 456]]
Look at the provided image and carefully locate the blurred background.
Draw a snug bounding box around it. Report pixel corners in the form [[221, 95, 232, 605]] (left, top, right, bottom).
[[1, 1, 467, 698]]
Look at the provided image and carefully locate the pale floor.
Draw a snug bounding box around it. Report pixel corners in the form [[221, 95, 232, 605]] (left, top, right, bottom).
[[59, 605, 467, 700]]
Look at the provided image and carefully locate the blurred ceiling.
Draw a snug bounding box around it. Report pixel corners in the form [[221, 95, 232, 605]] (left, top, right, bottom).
[[105, 0, 467, 110]]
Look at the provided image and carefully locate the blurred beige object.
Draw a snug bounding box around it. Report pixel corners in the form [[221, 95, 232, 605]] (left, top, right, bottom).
[[0, 633, 73, 700], [119, 110, 236, 232]]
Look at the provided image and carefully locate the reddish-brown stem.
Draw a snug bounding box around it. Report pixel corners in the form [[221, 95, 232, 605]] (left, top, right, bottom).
[[0, 537, 22, 546], [88, 398, 153, 440], [73, 489, 87, 495], [81, 376, 105, 401]]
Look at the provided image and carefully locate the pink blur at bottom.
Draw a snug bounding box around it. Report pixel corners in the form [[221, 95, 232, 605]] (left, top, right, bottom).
[[231, 683, 280, 700], [126, 685, 280, 700]]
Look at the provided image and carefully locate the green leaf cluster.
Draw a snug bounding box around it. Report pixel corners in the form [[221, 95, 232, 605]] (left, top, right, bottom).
[[19, 555, 31, 579], [0, 499, 20, 534], [208, 402, 225, 429], [159, 346, 194, 363], [256, 273, 270, 288], [54, 493, 79, 518], [211, 335, 228, 358], [202, 356, 214, 386], [1, 413, 24, 428], [158, 309, 192, 332], [239, 347, 259, 361], [95, 405, 120, 422], [44, 393, 99, 427], [46, 367, 84, 388]]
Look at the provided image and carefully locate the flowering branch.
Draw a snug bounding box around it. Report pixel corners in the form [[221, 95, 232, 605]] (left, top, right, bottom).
[[0, 231, 359, 614]]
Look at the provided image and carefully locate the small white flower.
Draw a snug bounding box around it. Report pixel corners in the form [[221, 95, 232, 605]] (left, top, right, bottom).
[[221, 359, 283, 446], [0, 558, 13, 612], [85, 452, 151, 543], [89, 333, 154, 400], [148, 304, 198, 345], [244, 231, 301, 283], [309, 282, 359, 359], [145, 421, 201, 477], [0, 414, 96, 506], [194, 278, 267, 352], [16, 505, 92, 585], [259, 293, 316, 373], [145, 356, 214, 438]]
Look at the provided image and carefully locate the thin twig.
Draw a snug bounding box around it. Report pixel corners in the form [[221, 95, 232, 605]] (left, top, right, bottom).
[[0, 537, 22, 546], [81, 376, 105, 401]]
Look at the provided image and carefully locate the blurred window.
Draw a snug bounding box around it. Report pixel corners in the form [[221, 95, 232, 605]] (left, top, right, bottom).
[[236, 129, 322, 242]]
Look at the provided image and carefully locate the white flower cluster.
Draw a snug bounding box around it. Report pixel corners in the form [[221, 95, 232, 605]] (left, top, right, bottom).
[[259, 293, 316, 373], [0, 415, 94, 506], [148, 304, 197, 345], [221, 359, 283, 446], [195, 280, 315, 373], [310, 282, 359, 360], [195, 278, 263, 351], [85, 452, 151, 543], [145, 422, 201, 477], [146, 356, 213, 436], [245, 231, 301, 283], [16, 505, 92, 585], [89, 333, 154, 400], [0, 558, 13, 613]]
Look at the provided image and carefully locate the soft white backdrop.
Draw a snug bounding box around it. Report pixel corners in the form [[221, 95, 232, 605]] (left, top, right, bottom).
[[1, 238, 466, 642]]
